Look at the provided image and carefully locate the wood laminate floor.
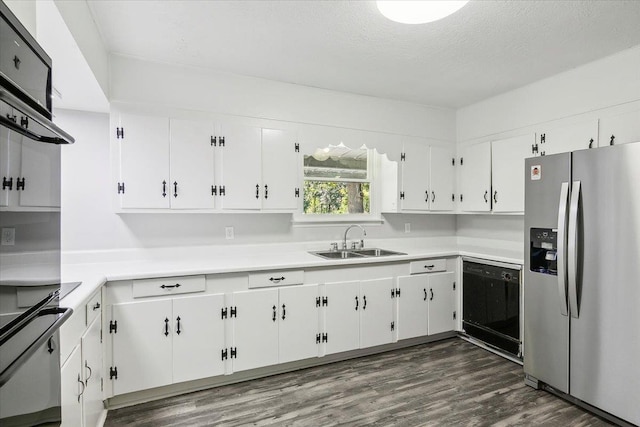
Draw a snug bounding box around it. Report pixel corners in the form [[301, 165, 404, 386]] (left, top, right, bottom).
[[105, 338, 612, 426]]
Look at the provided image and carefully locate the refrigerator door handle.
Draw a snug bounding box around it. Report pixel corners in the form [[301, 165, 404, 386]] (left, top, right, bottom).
[[568, 180, 581, 319], [557, 182, 570, 316]]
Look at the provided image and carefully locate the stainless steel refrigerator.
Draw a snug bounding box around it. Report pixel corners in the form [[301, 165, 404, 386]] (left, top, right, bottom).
[[524, 142, 640, 426]]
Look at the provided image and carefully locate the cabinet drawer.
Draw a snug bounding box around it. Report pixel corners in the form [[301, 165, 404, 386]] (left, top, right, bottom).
[[85, 291, 102, 326], [248, 270, 304, 288], [132, 275, 205, 298], [410, 259, 447, 274]]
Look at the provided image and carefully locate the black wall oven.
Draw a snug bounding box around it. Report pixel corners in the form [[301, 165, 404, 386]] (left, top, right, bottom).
[[462, 258, 522, 361]]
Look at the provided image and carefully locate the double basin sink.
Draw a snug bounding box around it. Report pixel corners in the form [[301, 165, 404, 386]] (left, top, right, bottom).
[[310, 248, 407, 260]]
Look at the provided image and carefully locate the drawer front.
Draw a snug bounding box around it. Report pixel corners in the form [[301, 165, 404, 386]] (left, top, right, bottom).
[[132, 275, 205, 298], [85, 291, 102, 326], [248, 270, 304, 288], [410, 259, 447, 274]]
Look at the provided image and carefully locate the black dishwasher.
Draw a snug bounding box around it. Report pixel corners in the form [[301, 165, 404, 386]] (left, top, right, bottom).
[[462, 260, 521, 359]]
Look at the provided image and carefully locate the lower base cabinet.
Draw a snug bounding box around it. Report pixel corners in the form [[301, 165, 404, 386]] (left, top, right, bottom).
[[61, 346, 83, 427]]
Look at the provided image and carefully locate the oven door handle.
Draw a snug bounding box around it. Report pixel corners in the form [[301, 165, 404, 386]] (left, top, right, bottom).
[[0, 307, 73, 387]]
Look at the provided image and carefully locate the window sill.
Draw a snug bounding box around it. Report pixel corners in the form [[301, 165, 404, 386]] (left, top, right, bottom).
[[291, 213, 384, 227]]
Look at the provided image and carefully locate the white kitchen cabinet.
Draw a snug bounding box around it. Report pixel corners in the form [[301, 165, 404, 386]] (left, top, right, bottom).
[[598, 109, 640, 147], [169, 118, 216, 209], [400, 139, 430, 211], [396, 275, 429, 340], [491, 134, 535, 213], [539, 119, 598, 155], [427, 272, 456, 335], [458, 141, 492, 212], [359, 277, 394, 348], [231, 288, 279, 371], [278, 284, 320, 363], [220, 124, 299, 210], [61, 345, 83, 427], [115, 112, 170, 209], [81, 316, 103, 427], [110, 293, 225, 395], [323, 280, 360, 355], [429, 146, 456, 211]]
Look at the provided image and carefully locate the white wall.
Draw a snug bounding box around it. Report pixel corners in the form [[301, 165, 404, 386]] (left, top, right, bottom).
[[456, 45, 640, 243], [58, 55, 458, 252]]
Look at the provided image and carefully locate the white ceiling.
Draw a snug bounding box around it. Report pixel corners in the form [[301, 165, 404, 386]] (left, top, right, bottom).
[[86, 0, 640, 109]]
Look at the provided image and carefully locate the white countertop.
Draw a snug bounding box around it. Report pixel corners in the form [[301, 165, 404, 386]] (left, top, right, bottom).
[[59, 237, 524, 310]]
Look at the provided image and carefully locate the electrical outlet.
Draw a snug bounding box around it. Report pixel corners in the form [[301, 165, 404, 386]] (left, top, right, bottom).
[[225, 227, 234, 240], [1, 228, 15, 246], [404, 223, 411, 233]]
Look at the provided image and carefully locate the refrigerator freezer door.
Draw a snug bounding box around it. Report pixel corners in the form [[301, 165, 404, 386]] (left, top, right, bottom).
[[523, 153, 571, 394], [570, 143, 640, 426]]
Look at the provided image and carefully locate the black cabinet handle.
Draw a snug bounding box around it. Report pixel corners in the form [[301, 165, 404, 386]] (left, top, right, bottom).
[[425, 190, 429, 202], [85, 360, 93, 382], [484, 190, 488, 203], [432, 191, 435, 203], [430, 289, 434, 301], [265, 184, 268, 199], [269, 276, 285, 283], [92, 302, 100, 311], [355, 296, 359, 311], [363, 295, 367, 310], [162, 180, 167, 197], [272, 305, 277, 322], [164, 318, 169, 336], [282, 304, 286, 320], [424, 264, 435, 270], [160, 283, 181, 289], [47, 337, 55, 354], [173, 181, 178, 198], [493, 191, 498, 204], [256, 184, 260, 199], [77, 374, 85, 402], [176, 316, 182, 335], [424, 288, 427, 301]]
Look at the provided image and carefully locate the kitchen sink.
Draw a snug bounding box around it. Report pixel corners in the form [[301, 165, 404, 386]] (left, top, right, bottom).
[[310, 248, 406, 260]]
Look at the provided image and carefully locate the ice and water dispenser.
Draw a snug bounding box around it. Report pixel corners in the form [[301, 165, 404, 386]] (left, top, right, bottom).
[[530, 228, 558, 275]]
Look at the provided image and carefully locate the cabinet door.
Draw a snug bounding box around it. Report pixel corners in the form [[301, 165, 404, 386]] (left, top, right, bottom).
[[397, 275, 428, 340], [261, 129, 299, 210], [427, 272, 455, 335], [82, 317, 104, 427], [111, 300, 172, 395], [18, 138, 61, 208], [0, 126, 20, 207], [279, 284, 319, 363], [61, 345, 83, 427], [220, 123, 262, 210], [117, 112, 170, 209], [459, 141, 491, 212], [429, 146, 455, 211], [541, 119, 598, 155], [232, 288, 279, 371], [491, 134, 535, 213], [172, 294, 225, 383], [169, 119, 216, 209], [324, 280, 360, 355], [401, 140, 430, 211], [359, 278, 394, 348], [598, 109, 640, 147]]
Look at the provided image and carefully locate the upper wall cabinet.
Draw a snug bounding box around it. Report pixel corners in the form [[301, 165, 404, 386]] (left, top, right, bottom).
[[491, 134, 535, 213], [537, 119, 598, 156], [429, 146, 456, 212], [458, 141, 491, 212], [598, 109, 640, 147]]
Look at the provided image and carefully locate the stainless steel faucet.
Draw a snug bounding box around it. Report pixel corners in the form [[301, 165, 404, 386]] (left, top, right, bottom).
[[343, 224, 366, 250]]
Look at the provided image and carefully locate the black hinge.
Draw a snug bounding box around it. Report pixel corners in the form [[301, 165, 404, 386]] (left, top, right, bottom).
[[532, 143, 539, 154], [117, 182, 125, 194], [322, 333, 328, 343], [116, 127, 124, 139], [391, 321, 395, 331], [221, 348, 228, 360], [294, 188, 300, 198], [453, 311, 457, 319], [460, 157, 464, 166], [452, 158, 455, 166], [219, 186, 226, 196], [295, 143, 300, 152], [230, 306, 237, 318], [453, 282, 456, 290], [540, 133, 546, 144], [109, 320, 117, 334], [219, 136, 226, 147], [221, 307, 228, 319], [211, 185, 217, 196], [400, 191, 405, 200], [322, 296, 328, 306], [109, 366, 118, 380], [400, 152, 406, 161], [451, 194, 455, 202], [20, 116, 28, 128], [316, 333, 321, 344], [396, 288, 401, 297], [230, 347, 237, 358], [211, 136, 217, 146], [16, 177, 25, 191], [391, 289, 395, 298], [316, 297, 321, 307], [2, 177, 12, 190], [460, 194, 464, 202]]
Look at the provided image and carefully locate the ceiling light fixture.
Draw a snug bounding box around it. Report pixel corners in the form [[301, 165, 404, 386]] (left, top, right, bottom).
[[377, 0, 470, 24]]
